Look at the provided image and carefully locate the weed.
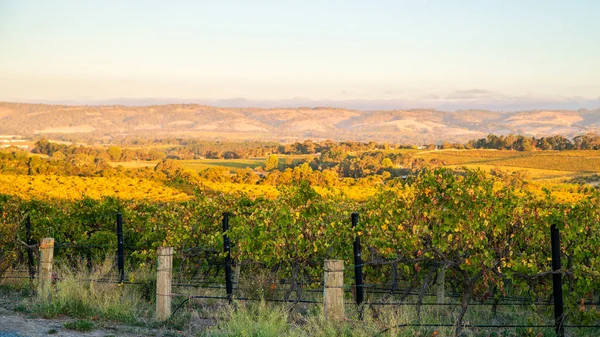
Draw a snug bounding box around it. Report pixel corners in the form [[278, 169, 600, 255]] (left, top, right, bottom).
[[64, 319, 94, 332], [14, 304, 29, 313]]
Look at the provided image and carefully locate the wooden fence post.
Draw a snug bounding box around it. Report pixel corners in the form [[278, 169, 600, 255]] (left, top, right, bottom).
[[324, 260, 344, 321], [38, 238, 54, 295], [156, 246, 173, 321]]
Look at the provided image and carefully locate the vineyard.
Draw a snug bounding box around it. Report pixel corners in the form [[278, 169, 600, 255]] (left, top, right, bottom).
[[2, 168, 600, 336], [412, 149, 600, 175], [0, 174, 191, 201]]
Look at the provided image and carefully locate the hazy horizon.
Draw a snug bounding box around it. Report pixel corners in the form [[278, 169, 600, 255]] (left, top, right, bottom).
[[1, 0, 599, 109], [2, 96, 600, 112]]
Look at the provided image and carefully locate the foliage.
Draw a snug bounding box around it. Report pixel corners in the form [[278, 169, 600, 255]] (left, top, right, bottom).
[[0, 194, 23, 277], [468, 133, 600, 151], [0, 174, 190, 201], [2, 158, 600, 329], [230, 181, 354, 283], [264, 155, 279, 171]]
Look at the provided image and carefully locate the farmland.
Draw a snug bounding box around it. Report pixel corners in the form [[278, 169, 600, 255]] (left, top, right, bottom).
[[181, 158, 265, 170], [1, 140, 600, 336], [413, 149, 600, 177], [112, 149, 600, 182]]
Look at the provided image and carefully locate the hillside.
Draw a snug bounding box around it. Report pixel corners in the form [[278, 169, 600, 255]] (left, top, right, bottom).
[[0, 102, 598, 143]]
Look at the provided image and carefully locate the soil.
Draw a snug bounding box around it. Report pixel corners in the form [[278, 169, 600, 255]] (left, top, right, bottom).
[[0, 309, 166, 337], [0, 293, 212, 337]]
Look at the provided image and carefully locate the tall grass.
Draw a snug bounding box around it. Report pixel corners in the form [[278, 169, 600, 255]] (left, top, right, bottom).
[[200, 301, 452, 337], [33, 256, 147, 324], [202, 301, 294, 337], [195, 299, 600, 337]]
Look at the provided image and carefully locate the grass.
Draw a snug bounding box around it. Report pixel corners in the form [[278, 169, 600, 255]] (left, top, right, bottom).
[[108, 160, 158, 169], [201, 301, 296, 337], [3, 259, 600, 336], [33, 256, 146, 325], [181, 158, 265, 171], [195, 299, 580, 337], [64, 319, 95, 332], [14, 303, 30, 313]]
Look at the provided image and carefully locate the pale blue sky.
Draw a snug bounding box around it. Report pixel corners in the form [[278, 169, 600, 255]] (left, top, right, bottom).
[[0, 0, 599, 106]]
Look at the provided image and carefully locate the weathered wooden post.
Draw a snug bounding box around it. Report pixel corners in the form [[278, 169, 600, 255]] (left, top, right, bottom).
[[38, 238, 54, 295], [156, 246, 173, 321], [324, 260, 344, 321]]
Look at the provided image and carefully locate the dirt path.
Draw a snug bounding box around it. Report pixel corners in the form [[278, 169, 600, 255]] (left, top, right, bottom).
[[0, 285, 212, 337], [0, 312, 155, 337]]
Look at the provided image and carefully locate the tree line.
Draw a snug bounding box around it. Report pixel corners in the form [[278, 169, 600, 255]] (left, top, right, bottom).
[[464, 133, 600, 151]]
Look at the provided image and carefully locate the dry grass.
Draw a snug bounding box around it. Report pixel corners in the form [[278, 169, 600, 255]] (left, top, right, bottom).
[[33, 256, 147, 324], [108, 160, 159, 169]]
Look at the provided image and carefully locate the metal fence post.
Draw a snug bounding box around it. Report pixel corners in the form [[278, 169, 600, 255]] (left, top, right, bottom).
[[352, 212, 364, 311], [26, 216, 35, 281], [551, 224, 565, 337], [116, 213, 124, 283], [223, 213, 233, 303]]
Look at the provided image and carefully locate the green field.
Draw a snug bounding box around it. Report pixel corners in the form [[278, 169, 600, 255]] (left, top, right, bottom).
[[181, 158, 266, 170]]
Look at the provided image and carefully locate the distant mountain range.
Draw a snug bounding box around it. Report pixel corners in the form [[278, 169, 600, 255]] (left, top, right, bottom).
[[1, 102, 598, 144]]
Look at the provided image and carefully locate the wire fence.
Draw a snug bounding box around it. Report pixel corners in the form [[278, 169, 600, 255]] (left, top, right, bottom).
[[2, 213, 600, 337]]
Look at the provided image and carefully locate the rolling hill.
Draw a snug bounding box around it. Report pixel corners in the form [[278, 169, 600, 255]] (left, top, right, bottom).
[[0, 102, 598, 143]]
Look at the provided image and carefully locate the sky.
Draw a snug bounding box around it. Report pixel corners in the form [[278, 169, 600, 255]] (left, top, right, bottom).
[[0, 0, 599, 109]]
